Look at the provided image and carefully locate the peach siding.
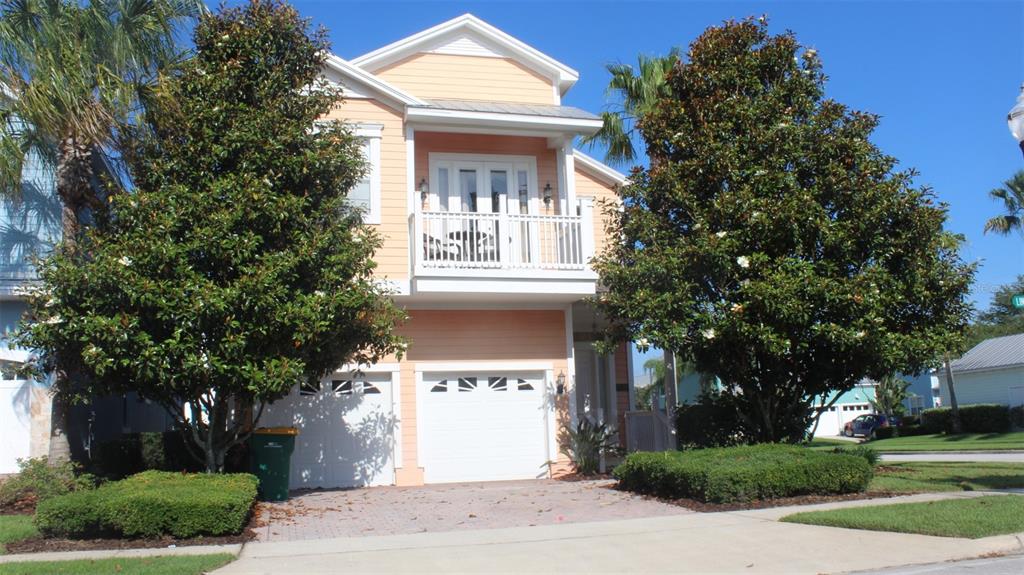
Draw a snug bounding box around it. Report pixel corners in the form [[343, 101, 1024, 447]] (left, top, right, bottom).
[[375, 53, 555, 105], [574, 166, 620, 259], [385, 309, 570, 485], [415, 132, 563, 214], [322, 98, 409, 280]]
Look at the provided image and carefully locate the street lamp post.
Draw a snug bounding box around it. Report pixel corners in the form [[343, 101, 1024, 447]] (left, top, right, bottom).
[[1008, 83, 1024, 158]]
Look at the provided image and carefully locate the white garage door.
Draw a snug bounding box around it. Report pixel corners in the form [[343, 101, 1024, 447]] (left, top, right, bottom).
[[814, 407, 842, 437], [420, 372, 548, 483], [262, 372, 395, 489]]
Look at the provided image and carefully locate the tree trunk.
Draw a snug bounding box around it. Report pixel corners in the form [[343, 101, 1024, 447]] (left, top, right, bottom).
[[45, 137, 94, 465], [944, 353, 963, 434]]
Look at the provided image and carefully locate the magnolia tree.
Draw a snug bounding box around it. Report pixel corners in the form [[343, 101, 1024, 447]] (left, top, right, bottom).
[[17, 1, 405, 471], [595, 18, 974, 443]]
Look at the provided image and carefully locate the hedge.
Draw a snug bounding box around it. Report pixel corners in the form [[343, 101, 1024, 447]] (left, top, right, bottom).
[[613, 444, 873, 503], [35, 471, 258, 539], [921, 404, 1011, 434], [1012, 405, 1024, 429]]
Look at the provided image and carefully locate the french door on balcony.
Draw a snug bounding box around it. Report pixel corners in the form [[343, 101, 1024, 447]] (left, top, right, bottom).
[[428, 154, 539, 266]]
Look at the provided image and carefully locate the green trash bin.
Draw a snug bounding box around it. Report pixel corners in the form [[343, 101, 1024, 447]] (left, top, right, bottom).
[[249, 427, 298, 502]]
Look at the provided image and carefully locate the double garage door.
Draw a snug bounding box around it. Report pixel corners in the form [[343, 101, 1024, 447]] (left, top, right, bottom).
[[419, 372, 549, 483], [261, 369, 550, 488], [261, 372, 395, 489]]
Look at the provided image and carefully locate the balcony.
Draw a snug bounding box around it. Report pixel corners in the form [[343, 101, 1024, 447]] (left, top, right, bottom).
[[410, 198, 597, 299]]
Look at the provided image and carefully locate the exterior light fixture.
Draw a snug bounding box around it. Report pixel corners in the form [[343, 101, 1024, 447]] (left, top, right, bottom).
[[555, 371, 566, 395], [542, 182, 553, 209], [1008, 83, 1024, 158], [418, 178, 429, 203]]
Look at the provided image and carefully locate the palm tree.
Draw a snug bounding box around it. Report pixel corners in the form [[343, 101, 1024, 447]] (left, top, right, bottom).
[[0, 0, 198, 462], [984, 170, 1024, 236], [581, 49, 680, 167]]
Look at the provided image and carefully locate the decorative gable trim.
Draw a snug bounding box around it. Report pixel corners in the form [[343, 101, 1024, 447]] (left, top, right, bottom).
[[426, 34, 503, 58], [351, 14, 579, 96]]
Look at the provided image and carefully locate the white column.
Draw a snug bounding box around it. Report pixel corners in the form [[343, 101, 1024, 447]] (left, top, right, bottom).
[[565, 304, 578, 429], [562, 142, 577, 214], [406, 125, 417, 277]]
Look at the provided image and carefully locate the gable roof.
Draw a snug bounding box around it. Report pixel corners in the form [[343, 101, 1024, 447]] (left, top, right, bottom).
[[351, 14, 579, 96], [574, 149, 627, 186], [322, 55, 426, 108], [951, 333, 1024, 374]]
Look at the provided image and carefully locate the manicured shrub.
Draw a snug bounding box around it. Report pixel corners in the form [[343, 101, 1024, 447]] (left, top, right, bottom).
[[0, 458, 95, 508], [921, 405, 1011, 434], [958, 404, 1011, 433], [897, 424, 929, 437], [35, 471, 258, 539], [872, 427, 896, 440], [1011, 405, 1024, 430], [613, 444, 873, 503], [830, 445, 880, 466], [675, 398, 749, 448]]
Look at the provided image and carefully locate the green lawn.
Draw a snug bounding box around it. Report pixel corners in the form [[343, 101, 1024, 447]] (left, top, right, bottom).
[[781, 495, 1024, 538], [869, 462, 1024, 493], [0, 553, 234, 575], [0, 517, 38, 555], [803, 438, 853, 448], [865, 432, 1024, 452]]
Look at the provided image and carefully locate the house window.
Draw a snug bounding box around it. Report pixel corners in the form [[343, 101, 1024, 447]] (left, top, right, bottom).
[[348, 124, 383, 224], [427, 153, 538, 214]]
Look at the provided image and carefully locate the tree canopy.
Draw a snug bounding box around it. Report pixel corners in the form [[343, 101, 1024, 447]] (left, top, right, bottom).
[[594, 18, 974, 442], [17, 0, 405, 471], [967, 275, 1024, 348]]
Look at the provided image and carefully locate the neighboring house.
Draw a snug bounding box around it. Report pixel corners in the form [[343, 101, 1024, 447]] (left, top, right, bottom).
[[937, 333, 1024, 408], [811, 380, 876, 437], [901, 371, 938, 415], [0, 149, 59, 474], [257, 15, 633, 488]]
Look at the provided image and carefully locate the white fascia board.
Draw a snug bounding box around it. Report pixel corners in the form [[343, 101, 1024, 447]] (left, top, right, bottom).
[[412, 276, 597, 296], [406, 107, 602, 136], [350, 14, 579, 95], [323, 54, 425, 108], [574, 149, 628, 186]]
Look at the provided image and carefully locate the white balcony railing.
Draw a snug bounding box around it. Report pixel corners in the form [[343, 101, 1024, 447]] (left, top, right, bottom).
[[413, 198, 594, 273]]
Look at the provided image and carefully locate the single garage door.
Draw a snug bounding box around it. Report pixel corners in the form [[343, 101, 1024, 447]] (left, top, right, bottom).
[[261, 372, 395, 489], [420, 372, 548, 483]]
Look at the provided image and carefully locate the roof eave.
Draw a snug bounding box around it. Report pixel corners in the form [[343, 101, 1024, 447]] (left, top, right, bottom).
[[406, 106, 602, 135]]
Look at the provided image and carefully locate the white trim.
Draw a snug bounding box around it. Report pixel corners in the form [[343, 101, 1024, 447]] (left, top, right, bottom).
[[406, 107, 602, 135], [351, 14, 579, 96], [412, 276, 597, 296], [406, 125, 417, 219], [353, 124, 384, 138], [427, 34, 503, 58], [415, 361, 554, 373], [544, 367, 557, 470], [391, 368, 403, 469], [322, 55, 426, 108], [574, 149, 627, 186], [565, 305, 578, 429], [414, 370, 424, 471], [358, 132, 382, 225]]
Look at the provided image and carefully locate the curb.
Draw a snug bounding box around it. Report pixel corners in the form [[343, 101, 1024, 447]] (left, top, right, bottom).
[[0, 543, 243, 565]]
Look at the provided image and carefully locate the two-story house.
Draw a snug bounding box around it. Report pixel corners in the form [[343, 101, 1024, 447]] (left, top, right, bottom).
[[260, 14, 634, 488]]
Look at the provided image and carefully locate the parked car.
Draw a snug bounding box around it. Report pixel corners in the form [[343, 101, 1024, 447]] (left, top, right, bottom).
[[843, 414, 900, 438]]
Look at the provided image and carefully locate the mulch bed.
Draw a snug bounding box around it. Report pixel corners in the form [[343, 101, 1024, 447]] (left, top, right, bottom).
[[0, 495, 36, 515], [5, 530, 255, 555], [553, 472, 615, 482]]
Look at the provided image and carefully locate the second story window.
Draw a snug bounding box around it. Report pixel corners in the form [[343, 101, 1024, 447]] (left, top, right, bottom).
[[349, 124, 383, 224]]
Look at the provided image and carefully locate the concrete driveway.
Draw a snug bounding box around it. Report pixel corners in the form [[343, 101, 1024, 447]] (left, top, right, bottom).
[[252, 479, 689, 541], [219, 492, 1024, 574]]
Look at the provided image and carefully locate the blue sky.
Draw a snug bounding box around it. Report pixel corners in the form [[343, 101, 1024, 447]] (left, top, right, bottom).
[[279, 0, 1023, 371]]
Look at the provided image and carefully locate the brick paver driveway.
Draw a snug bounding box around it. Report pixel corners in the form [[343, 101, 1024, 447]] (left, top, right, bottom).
[[252, 479, 689, 541]]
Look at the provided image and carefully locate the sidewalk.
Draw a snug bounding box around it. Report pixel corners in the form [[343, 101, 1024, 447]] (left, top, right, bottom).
[[212, 492, 1024, 574], [881, 452, 1024, 462]]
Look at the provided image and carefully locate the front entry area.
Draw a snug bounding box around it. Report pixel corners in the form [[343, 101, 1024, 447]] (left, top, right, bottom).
[[261, 371, 396, 489], [419, 371, 549, 483]]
